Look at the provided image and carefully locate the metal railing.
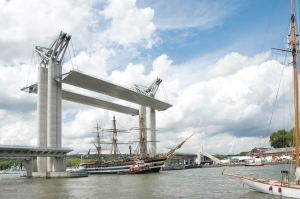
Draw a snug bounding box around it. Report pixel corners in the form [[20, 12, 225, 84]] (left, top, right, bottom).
[[0, 145, 73, 151]]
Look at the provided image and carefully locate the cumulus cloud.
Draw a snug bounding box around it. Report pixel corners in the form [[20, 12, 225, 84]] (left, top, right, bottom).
[[207, 51, 271, 78], [108, 54, 173, 88], [153, 57, 292, 154], [0, 63, 38, 146], [149, 54, 173, 80], [100, 0, 159, 49], [0, 0, 95, 64], [62, 49, 115, 76]]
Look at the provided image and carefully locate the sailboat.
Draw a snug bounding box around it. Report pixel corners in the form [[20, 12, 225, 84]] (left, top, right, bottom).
[[79, 116, 193, 174], [222, 0, 300, 197]]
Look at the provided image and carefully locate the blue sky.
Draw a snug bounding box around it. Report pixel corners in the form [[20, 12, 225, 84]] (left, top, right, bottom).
[[0, 0, 298, 155]]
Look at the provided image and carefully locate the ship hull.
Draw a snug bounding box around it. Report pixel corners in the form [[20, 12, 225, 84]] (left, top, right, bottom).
[[243, 179, 300, 198], [83, 157, 167, 175]]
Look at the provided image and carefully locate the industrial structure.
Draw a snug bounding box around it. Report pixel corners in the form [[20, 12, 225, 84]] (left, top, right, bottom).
[[20, 31, 172, 176]]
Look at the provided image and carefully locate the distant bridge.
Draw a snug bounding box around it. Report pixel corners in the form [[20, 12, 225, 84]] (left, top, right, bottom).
[[0, 145, 73, 177], [163, 151, 222, 169], [201, 152, 221, 164], [0, 145, 73, 159]]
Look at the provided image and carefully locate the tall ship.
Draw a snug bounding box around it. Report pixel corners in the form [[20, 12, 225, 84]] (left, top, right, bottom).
[[223, 0, 300, 197], [79, 116, 193, 174]]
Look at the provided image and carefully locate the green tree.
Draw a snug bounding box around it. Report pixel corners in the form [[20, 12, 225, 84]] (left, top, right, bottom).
[[0, 160, 22, 170], [213, 154, 223, 160], [239, 151, 247, 156], [269, 129, 293, 148], [67, 158, 81, 167]]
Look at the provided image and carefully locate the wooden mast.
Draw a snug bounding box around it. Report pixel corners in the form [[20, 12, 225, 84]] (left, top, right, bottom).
[[139, 116, 147, 158], [93, 123, 102, 164], [291, 0, 300, 168], [112, 116, 118, 158]]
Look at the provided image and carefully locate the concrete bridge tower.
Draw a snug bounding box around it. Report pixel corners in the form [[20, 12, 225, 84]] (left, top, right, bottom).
[[34, 31, 71, 172], [134, 78, 162, 157]]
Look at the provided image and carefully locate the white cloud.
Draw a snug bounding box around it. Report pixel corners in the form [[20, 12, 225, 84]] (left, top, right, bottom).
[[100, 0, 159, 49], [0, 0, 95, 64], [149, 54, 173, 80], [207, 51, 271, 78], [63, 49, 115, 76]]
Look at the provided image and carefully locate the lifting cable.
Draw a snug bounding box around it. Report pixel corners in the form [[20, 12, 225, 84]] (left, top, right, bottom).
[[161, 83, 169, 103], [26, 50, 35, 87], [68, 45, 74, 70], [71, 40, 79, 71], [32, 53, 38, 85]]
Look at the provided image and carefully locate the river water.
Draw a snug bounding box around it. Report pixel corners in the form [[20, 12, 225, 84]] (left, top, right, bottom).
[[0, 164, 295, 199]]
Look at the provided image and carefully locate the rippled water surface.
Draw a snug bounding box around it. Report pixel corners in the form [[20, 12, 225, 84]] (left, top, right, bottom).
[[0, 164, 295, 199]]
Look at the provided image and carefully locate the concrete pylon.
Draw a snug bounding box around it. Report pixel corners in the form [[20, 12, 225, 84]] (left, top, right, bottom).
[[34, 31, 71, 173], [47, 60, 62, 172], [147, 107, 156, 157], [37, 67, 48, 172]]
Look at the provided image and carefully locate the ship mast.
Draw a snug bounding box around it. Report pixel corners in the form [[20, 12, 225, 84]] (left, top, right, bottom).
[[291, 0, 300, 183], [129, 115, 156, 159], [139, 116, 147, 158], [92, 123, 102, 164], [101, 116, 129, 160]]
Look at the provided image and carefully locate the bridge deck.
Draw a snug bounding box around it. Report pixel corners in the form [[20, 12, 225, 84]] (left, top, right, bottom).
[[0, 145, 73, 158], [55, 70, 172, 111], [21, 84, 139, 116]]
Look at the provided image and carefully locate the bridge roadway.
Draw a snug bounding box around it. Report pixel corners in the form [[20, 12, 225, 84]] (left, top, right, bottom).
[[0, 145, 73, 159], [0, 145, 73, 177]]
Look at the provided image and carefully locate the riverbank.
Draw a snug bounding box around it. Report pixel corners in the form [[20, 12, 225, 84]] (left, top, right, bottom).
[[185, 161, 291, 169]]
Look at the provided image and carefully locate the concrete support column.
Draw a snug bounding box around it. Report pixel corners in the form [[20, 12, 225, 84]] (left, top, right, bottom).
[[54, 156, 68, 171], [147, 107, 156, 157], [198, 147, 204, 165], [22, 158, 37, 177], [47, 60, 62, 172], [37, 67, 48, 172]]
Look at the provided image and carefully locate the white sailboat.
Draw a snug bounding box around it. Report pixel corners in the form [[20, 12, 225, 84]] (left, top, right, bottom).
[[222, 0, 300, 197]]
